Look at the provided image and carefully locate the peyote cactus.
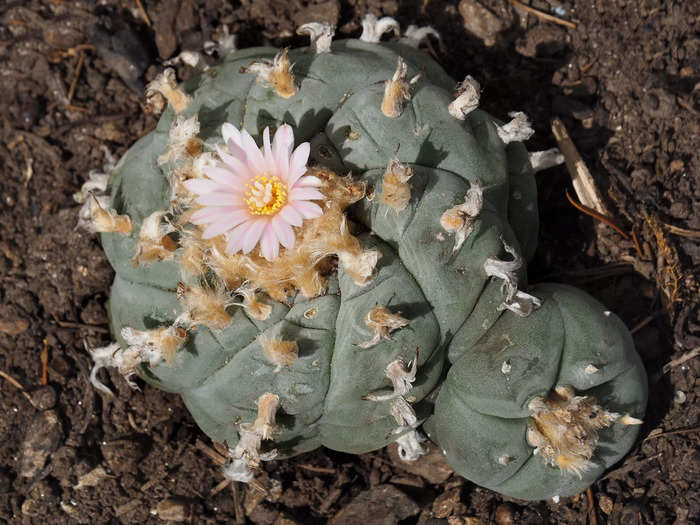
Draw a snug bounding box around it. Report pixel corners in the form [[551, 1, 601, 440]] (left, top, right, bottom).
[[82, 18, 647, 501]]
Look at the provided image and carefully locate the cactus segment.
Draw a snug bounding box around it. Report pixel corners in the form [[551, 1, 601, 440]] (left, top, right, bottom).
[[427, 284, 647, 500]]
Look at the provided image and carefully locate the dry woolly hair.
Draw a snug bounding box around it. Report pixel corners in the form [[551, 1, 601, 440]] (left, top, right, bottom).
[[134, 210, 177, 266], [260, 335, 299, 370], [145, 68, 192, 114], [251, 393, 280, 440], [79, 194, 132, 234], [356, 306, 410, 349], [527, 386, 619, 478], [180, 167, 376, 304], [381, 57, 422, 118], [177, 282, 232, 331], [241, 48, 298, 99], [380, 156, 414, 213], [121, 323, 189, 365]]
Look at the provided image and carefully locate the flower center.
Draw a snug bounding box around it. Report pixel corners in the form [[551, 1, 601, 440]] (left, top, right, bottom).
[[244, 175, 287, 215]]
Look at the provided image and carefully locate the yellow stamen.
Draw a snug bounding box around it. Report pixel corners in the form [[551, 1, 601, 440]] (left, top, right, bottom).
[[244, 175, 287, 215]]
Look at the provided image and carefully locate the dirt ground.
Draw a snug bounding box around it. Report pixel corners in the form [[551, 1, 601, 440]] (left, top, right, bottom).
[[0, 0, 698, 523]]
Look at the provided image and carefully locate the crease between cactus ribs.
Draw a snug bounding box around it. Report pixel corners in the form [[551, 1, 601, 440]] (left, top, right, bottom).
[[83, 28, 646, 501]]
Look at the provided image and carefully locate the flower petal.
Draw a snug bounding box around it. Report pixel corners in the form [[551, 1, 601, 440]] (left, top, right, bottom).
[[197, 192, 245, 207], [262, 127, 276, 173], [191, 205, 244, 224], [272, 124, 294, 180], [183, 178, 233, 195], [294, 175, 323, 187], [201, 210, 250, 239], [260, 223, 280, 261], [287, 142, 310, 187], [222, 123, 243, 147], [292, 200, 323, 219], [225, 223, 249, 254], [279, 204, 303, 227], [290, 187, 325, 202], [215, 146, 252, 180], [240, 129, 266, 175], [271, 215, 295, 249], [203, 165, 244, 187], [241, 219, 267, 254]]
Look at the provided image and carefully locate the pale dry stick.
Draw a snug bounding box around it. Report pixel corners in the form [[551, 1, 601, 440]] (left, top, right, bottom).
[[630, 310, 664, 335], [50, 313, 110, 333], [0, 369, 32, 402], [506, 0, 577, 29], [67, 52, 86, 104], [231, 482, 245, 524], [299, 464, 336, 475], [643, 426, 700, 442], [600, 453, 662, 482], [661, 347, 699, 374], [552, 117, 610, 215], [209, 478, 230, 496], [661, 221, 700, 240], [194, 438, 226, 466]]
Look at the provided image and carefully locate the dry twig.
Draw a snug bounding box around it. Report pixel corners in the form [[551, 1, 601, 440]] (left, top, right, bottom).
[[41, 338, 49, 385], [552, 118, 609, 215], [134, 0, 152, 27], [630, 311, 663, 335], [506, 0, 577, 29], [67, 52, 86, 104], [586, 487, 598, 525], [643, 426, 700, 441], [231, 482, 245, 524], [661, 347, 699, 374], [0, 369, 32, 401], [661, 221, 700, 240], [565, 190, 629, 239], [194, 438, 226, 466], [299, 464, 336, 475]]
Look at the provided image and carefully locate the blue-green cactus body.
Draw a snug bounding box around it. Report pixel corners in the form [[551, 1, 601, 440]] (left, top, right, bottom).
[[101, 38, 647, 499], [425, 284, 647, 500]]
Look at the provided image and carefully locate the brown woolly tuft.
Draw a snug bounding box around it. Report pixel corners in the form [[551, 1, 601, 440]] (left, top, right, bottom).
[[241, 48, 298, 99], [268, 48, 298, 99], [380, 156, 414, 212], [234, 282, 273, 321], [178, 229, 208, 277], [356, 306, 410, 349], [260, 335, 299, 369], [79, 194, 132, 234], [134, 211, 177, 266], [145, 68, 191, 114], [251, 393, 280, 440], [527, 386, 620, 478], [177, 282, 232, 331], [121, 323, 189, 365], [381, 57, 421, 118]]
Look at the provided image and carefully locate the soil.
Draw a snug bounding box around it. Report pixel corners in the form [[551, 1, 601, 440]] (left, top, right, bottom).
[[0, 0, 698, 524]]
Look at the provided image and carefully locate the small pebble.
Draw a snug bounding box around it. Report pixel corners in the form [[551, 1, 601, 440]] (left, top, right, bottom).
[[494, 503, 514, 525], [20, 410, 63, 478], [598, 494, 614, 515], [156, 498, 191, 521], [29, 385, 56, 410]]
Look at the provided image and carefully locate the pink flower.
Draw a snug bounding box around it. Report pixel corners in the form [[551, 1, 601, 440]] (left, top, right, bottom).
[[184, 123, 324, 261]]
